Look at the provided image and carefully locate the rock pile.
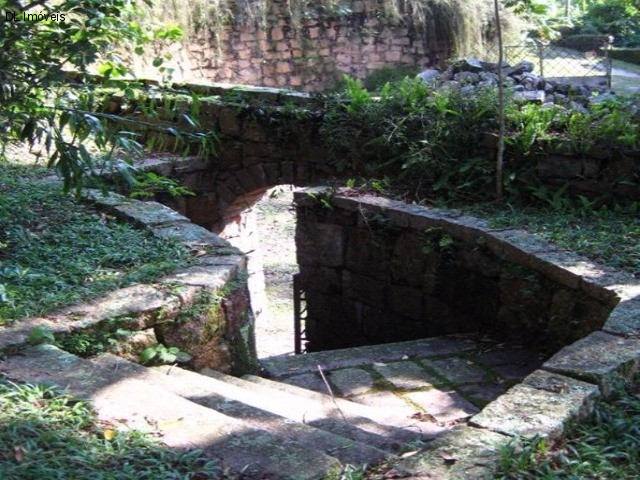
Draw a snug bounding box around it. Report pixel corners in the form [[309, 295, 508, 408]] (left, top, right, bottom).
[[418, 57, 610, 108]]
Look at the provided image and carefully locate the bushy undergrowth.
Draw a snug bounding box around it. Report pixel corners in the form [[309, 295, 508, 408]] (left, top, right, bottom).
[[0, 380, 225, 479], [0, 163, 191, 324], [321, 75, 639, 204]]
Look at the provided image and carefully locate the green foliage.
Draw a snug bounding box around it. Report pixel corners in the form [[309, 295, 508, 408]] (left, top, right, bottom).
[[0, 381, 224, 479], [323, 74, 639, 204], [572, 0, 640, 47], [56, 324, 133, 358], [0, 163, 192, 324], [0, 0, 215, 192], [129, 172, 195, 199], [140, 343, 192, 365], [321, 76, 502, 200], [27, 326, 56, 346], [496, 379, 640, 479], [470, 200, 640, 273]]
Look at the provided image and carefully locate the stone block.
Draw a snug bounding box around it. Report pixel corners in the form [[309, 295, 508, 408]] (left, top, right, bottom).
[[218, 107, 242, 137], [394, 426, 508, 480], [346, 228, 392, 278], [298, 267, 342, 294], [296, 222, 346, 267], [470, 370, 599, 439], [543, 331, 640, 395], [604, 298, 640, 337], [151, 222, 231, 249], [343, 271, 386, 307], [422, 357, 493, 385], [388, 284, 423, 320], [329, 367, 375, 397], [112, 200, 189, 227], [391, 232, 428, 286]]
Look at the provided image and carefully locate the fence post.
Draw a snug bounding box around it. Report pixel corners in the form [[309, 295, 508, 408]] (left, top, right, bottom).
[[603, 35, 614, 90], [535, 40, 544, 77]]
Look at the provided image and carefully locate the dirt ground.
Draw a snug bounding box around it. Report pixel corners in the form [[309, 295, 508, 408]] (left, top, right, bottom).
[[253, 186, 298, 359]]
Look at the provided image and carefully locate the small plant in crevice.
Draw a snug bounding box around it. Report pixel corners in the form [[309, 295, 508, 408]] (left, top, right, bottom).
[[140, 343, 192, 365], [128, 171, 196, 199]]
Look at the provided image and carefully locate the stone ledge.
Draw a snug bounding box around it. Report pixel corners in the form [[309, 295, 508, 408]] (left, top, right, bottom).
[[543, 331, 640, 395], [469, 370, 599, 439], [393, 426, 509, 480], [0, 191, 256, 374]]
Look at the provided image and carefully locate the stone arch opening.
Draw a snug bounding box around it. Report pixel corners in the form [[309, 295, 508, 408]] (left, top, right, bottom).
[[217, 184, 298, 359]]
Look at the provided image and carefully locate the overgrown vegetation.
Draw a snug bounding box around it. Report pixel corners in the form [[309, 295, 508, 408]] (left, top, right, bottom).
[[496, 379, 640, 479], [321, 74, 639, 203], [0, 163, 192, 324], [0, 380, 226, 479]]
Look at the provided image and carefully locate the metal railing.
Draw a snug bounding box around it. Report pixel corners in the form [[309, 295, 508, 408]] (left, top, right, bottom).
[[293, 273, 308, 354]]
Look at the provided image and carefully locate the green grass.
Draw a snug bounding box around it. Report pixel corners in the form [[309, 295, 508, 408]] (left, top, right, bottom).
[[496, 381, 640, 479], [0, 162, 192, 324], [463, 202, 640, 274], [0, 380, 226, 479]]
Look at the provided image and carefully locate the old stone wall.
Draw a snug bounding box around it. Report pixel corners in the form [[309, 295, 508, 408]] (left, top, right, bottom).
[[294, 188, 635, 353], [148, 0, 496, 91]]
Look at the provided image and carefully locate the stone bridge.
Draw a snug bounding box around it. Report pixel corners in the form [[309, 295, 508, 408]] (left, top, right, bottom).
[[128, 85, 337, 236]]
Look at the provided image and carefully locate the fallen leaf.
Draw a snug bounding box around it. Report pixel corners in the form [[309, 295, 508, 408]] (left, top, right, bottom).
[[14, 445, 26, 462], [103, 429, 117, 440]]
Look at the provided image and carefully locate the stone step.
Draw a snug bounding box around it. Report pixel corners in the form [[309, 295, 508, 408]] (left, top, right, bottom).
[[0, 345, 342, 480], [203, 370, 431, 451], [147, 363, 389, 466], [260, 336, 474, 378]]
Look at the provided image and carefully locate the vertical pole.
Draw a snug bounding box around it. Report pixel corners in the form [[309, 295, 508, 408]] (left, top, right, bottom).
[[293, 273, 301, 354]]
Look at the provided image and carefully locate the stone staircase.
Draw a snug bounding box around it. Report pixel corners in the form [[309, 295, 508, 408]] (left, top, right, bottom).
[[0, 335, 545, 479]]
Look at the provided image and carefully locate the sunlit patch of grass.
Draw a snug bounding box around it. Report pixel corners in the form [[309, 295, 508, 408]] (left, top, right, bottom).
[[0, 380, 226, 479], [0, 163, 192, 324]]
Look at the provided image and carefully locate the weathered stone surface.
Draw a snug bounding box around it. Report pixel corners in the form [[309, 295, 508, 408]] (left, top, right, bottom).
[[405, 389, 480, 423], [422, 357, 492, 385], [167, 264, 237, 290], [261, 336, 474, 377], [296, 222, 346, 267], [393, 426, 509, 480], [470, 370, 599, 438], [603, 298, 640, 337], [329, 367, 375, 396], [543, 331, 640, 393], [374, 361, 440, 391], [152, 222, 233, 248], [112, 200, 190, 227]]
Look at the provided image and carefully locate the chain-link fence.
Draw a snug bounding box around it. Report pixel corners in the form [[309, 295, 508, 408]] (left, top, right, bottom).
[[481, 39, 613, 89]]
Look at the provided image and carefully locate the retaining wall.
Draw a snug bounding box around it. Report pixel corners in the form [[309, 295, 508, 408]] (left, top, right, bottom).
[[295, 187, 640, 368]]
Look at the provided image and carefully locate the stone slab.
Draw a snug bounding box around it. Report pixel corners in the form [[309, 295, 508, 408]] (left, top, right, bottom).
[[543, 331, 640, 394], [603, 298, 640, 337], [329, 367, 375, 397], [112, 200, 190, 227], [151, 222, 233, 249], [374, 361, 441, 390], [262, 336, 475, 377], [393, 426, 509, 480], [470, 370, 600, 439], [405, 389, 480, 423], [422, 357, 493, 385]]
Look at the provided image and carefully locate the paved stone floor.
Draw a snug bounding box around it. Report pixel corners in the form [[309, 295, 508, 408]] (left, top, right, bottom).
[[261, 334, 548, 431]]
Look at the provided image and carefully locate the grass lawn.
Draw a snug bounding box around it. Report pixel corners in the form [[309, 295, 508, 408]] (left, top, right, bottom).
[[0, 161, 192, 325], [0, 380, 226, 479]]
